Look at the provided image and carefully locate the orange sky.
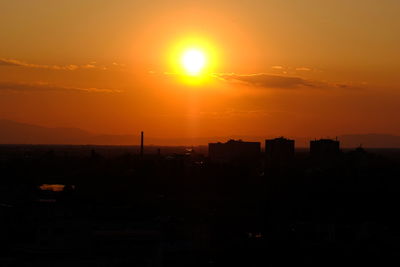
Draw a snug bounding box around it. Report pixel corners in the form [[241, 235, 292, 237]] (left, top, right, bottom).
[[1, 0, 400, 140]]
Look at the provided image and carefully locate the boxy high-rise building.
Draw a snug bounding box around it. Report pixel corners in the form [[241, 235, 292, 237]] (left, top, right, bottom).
[[208, 139, 261, 163], [265, 137, 295, 168]]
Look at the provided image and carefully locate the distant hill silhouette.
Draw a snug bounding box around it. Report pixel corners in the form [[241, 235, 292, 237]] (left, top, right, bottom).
[[339, 134, 400, 148], [0, 119, 93, 144], [1, 119, 400, 147], [0, 119, 152, 145]]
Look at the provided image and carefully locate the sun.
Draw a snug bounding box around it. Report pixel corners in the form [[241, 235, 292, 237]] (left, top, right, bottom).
[[181, 49, 206, 76], [167, 36, 218, 82]]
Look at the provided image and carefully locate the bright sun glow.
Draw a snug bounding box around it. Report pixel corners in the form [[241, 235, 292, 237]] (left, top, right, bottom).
[[181, 49, 206, 76], [168, 36, 218, 83]]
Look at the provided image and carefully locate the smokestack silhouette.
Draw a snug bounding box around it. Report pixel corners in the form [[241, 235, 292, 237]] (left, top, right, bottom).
[[140, 131, 144, 157]]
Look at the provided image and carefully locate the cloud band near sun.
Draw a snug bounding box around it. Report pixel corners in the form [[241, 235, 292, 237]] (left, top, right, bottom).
[[216, 73, 356, 90]]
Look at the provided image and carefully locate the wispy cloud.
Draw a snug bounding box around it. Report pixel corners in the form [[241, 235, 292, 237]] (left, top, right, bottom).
[[156, 70, 356, 90], [295, 67, 312, 71], [215, 73, 358, 90], [0, 58, 108, 71], [0, 59, 21, 66], [0, 81, 121, 93], [216, 73, 314, 89]]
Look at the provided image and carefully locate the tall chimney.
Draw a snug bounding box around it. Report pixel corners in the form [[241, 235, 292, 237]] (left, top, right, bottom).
[[140, 131, 144, 157]]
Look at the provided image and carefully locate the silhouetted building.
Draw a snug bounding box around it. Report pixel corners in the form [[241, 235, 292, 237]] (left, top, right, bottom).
[[208, 139, 260, 163], [265, 137, 295, 168], [140, 131, 144, 157], [310, 139, 340, 159]]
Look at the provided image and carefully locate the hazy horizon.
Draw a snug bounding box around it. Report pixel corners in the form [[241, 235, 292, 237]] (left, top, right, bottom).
[[2, 119, 400, 148]]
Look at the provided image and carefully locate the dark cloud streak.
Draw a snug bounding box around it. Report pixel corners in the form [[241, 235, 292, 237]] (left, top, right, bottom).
[[0, 81, 121, 93], [0, 59, 20, 66], [216, 73, 314, 89]]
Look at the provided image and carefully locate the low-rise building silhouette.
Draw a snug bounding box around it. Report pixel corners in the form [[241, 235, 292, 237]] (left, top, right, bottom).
[[310, 139, 340, 159], [208, 139, 260, 163], [265, 137, 295, 168]]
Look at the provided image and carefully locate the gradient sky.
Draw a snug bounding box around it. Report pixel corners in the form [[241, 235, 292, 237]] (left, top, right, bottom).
[[1, 0, 399, 140]]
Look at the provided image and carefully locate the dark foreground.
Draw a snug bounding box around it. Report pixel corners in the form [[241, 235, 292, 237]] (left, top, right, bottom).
[[1, 145, 400, 266]]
